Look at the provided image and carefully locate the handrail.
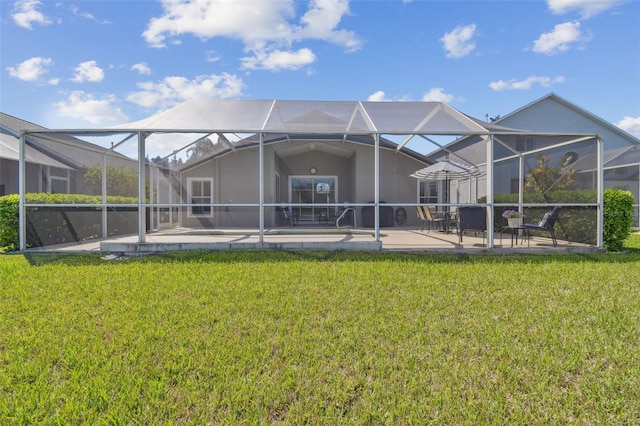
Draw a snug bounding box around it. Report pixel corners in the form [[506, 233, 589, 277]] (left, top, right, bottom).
[[336, 207, 356, 229]]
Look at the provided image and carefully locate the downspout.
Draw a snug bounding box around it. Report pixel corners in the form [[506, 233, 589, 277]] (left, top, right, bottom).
[[19, 132, 26, 251], [597, 135, 604, 248], [138, 132, 146, 244], [486, 135, 494, 248]]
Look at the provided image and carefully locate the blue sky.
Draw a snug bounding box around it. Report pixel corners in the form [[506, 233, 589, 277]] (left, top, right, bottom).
[[1, 0, 639, 138]]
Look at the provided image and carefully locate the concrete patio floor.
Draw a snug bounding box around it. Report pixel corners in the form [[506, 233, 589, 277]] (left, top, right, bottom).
[[24, 225, 599, 255]]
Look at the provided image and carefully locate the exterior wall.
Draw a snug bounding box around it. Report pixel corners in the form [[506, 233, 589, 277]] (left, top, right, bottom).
[[179, 139, 429, 228], [499, 97, 634, 151], [0, 160, 45, 195]]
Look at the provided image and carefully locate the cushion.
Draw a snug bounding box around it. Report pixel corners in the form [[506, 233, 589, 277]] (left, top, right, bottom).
[[538, 213, 550, 227]]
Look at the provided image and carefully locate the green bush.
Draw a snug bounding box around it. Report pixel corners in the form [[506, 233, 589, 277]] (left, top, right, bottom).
[[603, 188, 634, 251], [0, 193, 138, 251], [0, 194, 20, 252], [481, 189, 598, 245]]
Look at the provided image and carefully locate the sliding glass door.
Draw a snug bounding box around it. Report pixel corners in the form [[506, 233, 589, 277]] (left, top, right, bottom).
[[290, 176, 337, 223]]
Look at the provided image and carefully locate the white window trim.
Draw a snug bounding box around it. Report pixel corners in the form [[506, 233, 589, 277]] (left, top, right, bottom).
[[187, 177, 214, 218]]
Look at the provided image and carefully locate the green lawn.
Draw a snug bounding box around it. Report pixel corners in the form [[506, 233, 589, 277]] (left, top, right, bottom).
[[1, 235, 640, 424]]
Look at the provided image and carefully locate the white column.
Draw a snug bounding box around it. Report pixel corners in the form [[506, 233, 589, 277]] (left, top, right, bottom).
[[138, 132, 146, 243], [18, 132, 26, 251], [374, 133, 380, 241], [259, 132, 264, 242], [486, 135, 494, 248], [596, 135, 604, 248], [102, 154, 108, 239]]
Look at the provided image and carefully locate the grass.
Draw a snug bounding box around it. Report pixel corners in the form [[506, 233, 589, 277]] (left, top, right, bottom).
[[1, 235, 640, 424]]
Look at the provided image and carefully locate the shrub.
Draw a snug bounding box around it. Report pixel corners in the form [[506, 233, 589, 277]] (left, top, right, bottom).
[[481, 190, 598, 245], [0, 193, 138, 251], [603, 188, 634, 251], [0, 194, 20, 252]]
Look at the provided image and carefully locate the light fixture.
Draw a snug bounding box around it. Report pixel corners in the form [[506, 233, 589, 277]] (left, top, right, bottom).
[[309, 167, 317, 175]]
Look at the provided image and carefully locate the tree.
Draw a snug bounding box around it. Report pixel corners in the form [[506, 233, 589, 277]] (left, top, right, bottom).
[[525, 154, 575, 194], [84, 165, 139, 197], [186, 138, 215, 161]]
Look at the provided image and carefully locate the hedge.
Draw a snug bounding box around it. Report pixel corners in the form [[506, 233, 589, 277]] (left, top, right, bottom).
[[603, 188, 634, 251], [481, 189, 599, 245], [0, 193, 138, 252]]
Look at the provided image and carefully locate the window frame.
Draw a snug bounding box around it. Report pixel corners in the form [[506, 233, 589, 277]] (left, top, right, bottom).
[[187, 177, 214, 218]]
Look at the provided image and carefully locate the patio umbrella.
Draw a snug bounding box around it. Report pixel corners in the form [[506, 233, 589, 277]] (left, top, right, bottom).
[[410, 159, 483, 180], [410, 159, 484, 207]]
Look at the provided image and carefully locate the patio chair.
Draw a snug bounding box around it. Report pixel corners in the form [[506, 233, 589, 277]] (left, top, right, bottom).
[[276, 207, 298, 227], [416, 206, 445, 232], [424, 206, 447, 232], [457, 206, 486, 245], [522, 206, 561, 246]]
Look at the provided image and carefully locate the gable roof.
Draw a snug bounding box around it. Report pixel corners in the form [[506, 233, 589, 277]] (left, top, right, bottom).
[[495, 93, 640, 145], [1, 112, 134, 169]]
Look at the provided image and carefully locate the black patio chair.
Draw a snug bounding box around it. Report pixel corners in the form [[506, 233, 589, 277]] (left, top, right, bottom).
[[522, 206, 561, 246], [457, 206, 487, 245], [276, 207, 298, 227]]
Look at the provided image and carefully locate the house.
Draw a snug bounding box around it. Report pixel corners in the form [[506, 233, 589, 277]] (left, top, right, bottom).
[[428, 93, 639, 231], [0, 112, 136, 197], [11, 99, 605, 251]]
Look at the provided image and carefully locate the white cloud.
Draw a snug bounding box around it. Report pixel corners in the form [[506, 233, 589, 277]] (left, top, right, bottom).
[[12, 0, 51, 29], [54, 91, 128, 124], [6, 56, 53, 82], [533, 21, 591, 55], [126, 73, 244, 109], [241, 48, 315, 71], [421, 88, 456, 103], [71, 61, 105, 83], [206, 50, 221, 63], [367, 91, 387, 102], [294, 0, 361, 53], [440, 23, 477, 58], [69, 5, 93, 20], [142, 0, 361, 70], [489, 75, 566, 91], [616, 116, 640, 138], [547, 0, 625, 19], [131, 62, 152, 75]]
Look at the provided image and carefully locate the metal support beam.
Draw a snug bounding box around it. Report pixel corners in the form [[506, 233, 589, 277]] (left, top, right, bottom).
[[18, 132, 26, 251], [486, 135, 494, 248], [259, 132, 264, 242], [375, 133, 380, 242], [102, 154, 108, 239], [597, 135, 604, 248], [138, 132, 146, 243]]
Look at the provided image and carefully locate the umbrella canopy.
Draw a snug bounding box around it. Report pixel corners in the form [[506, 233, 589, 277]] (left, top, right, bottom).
[[410, 159, 483, 180]]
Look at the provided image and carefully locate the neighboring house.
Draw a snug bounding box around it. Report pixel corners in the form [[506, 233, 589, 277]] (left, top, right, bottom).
[[494, 93, 639, 195], [431, 93, 639, 212], [0, 112, 136, 197]]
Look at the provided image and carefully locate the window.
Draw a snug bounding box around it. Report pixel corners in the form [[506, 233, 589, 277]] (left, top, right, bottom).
[[188, 178, 213, 217], [516, 137, 535, 152], [419, 181, 438, 204], [48, 167, 69, 193]]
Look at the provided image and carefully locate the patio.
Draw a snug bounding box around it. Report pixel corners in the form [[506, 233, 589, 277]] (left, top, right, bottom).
[[25, 225, 598, 255]]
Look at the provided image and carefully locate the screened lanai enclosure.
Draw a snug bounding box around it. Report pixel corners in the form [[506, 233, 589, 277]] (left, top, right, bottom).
[[16, 99, 606, 253]]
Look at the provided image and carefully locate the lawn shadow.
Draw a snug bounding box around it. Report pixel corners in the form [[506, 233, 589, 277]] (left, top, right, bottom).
[[16, 246, 640, 267]]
